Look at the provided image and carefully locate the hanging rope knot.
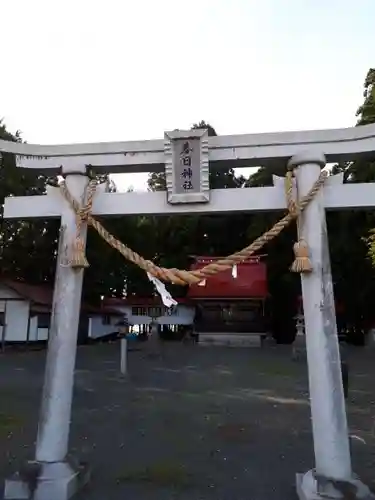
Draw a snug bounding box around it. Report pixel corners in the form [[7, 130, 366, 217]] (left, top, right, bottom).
[[60, 179, 97, 270], [287, 167, 312, 274], [285, 169, 300, 218], [77, 206, 90, 223], [288, 169, 327, 274]]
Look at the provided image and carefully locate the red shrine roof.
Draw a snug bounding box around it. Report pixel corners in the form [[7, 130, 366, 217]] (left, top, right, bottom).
[[103, 296, 191, 307], [187, 255, 268, 300]]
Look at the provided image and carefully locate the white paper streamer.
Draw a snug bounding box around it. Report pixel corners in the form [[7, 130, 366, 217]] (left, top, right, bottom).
[[147, 272, 178, 308], [232, 264, 238, 278]]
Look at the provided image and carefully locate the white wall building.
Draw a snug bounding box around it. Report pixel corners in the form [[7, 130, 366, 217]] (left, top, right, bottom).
[[103, 297, 195, 327], [87, 313, 123, 340], [0, 279, 122, 343]]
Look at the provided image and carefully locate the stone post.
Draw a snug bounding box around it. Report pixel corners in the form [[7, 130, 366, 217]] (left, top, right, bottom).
[[290, 152, 374, 499], [120, 337, 128, 375], [4, 167, 90, 500]]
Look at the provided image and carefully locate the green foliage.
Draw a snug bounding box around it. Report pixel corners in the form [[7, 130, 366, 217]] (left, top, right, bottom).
[[0, 120, 59, 284], [117, 462, 191, 489], [3, 66, 375, 342], [0, 412, 24, 435], [0, 120, 121, 299], [328, 68, 375, 332], [356, 68, 375, 126]]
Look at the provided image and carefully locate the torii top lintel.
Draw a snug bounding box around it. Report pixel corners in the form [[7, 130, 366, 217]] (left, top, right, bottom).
[[1, 123, 375, 175]]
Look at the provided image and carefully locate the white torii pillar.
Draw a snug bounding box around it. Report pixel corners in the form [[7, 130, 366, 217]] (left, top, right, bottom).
[[4, 165, 91, 500], [289, 152, 374, 500]]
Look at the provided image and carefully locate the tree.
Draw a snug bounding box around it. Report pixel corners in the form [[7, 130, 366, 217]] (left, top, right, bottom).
[[0, 120, 59, 284], [243, 68, 375, 343], [356, 69, 375, 126], [324, 68, 375, 341], [6, 73, 375, 345], [241, 163, 300, 342], [83, 72, 375, 340], [0, 120, 130, 301], [192, 121, 246, 189]]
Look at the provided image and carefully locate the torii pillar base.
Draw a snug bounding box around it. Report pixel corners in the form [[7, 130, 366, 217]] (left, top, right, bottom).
[[4, 458, 90, 500], [296, 470, 375, 499]]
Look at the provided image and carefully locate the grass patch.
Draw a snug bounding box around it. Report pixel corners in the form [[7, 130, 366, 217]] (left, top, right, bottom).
[[0, 412, 24, 434], [117, 462, 192, 489], [217, 423, 248, 441], [257, 362, 297, 377]]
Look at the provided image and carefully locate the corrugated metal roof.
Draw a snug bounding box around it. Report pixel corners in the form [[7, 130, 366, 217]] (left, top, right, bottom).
[[1, 278, 122, 316], [103, 296, 191, 307], [2, 279, 53, 305]]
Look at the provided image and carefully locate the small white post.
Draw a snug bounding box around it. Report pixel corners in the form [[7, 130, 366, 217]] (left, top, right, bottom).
[[120, 337, 127, 375], [290, 153, 373, 499], [1, 301, 8, 352], [1, 323, 6, 352]]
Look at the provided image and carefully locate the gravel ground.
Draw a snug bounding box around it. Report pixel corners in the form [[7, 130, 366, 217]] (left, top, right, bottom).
[[0, 342, 375, 499]]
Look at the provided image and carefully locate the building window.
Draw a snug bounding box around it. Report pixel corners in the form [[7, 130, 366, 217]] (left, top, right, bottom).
[[132, 307, 147, 316], [38, 314, 51, 329], [102, 315, 111, 325], [130, 306, 176, 317], [148, 307, 162, 317], [0, 312, 5, 327]]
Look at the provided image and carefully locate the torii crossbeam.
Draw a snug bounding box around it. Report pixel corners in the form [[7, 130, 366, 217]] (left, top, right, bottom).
[[1, 124, 375, 500]]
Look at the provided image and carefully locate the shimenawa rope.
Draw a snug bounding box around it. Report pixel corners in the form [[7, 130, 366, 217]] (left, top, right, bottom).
[[60, 168, 327, 284]]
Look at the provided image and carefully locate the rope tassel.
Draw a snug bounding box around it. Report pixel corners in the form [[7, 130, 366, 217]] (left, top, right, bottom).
[[284, 168, 323, 275], [70, 236, 89, 269], [59, 180, 97, 270], [290, 239, 313, 273]]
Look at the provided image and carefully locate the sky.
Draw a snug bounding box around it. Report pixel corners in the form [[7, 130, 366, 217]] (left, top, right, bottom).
[[1, 0, 374, 191]]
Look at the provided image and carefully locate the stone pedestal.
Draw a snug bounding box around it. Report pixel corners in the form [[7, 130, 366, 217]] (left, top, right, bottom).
[[198, 332, 263, 347], [296, 470, 375, 500], [292, 333, 306, 360], [365, 328, 375, 347], [4, 459, 90, 500]]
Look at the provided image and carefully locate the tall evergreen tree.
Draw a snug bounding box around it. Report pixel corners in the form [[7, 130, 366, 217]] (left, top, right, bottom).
[[327, 68, 375, 341], [0, 120, 59, 284]]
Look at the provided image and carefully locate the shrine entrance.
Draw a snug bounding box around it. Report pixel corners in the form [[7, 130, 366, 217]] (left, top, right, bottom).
[[2, 124, 375, 499], [188, 255, 269, 337], [195, 300, 266, 333]]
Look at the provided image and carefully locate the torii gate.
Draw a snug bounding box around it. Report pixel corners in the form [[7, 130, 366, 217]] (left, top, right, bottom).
[[2, 125, 375, 500]]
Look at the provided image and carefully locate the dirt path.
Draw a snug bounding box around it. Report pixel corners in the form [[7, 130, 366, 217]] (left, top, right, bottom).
[[0, 343, 374, 499]]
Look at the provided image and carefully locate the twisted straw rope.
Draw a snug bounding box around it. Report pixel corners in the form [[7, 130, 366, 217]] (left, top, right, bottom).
[[60, 169, 327, 285], [285, 170, 299, 217], [285, 169, 314, 272]]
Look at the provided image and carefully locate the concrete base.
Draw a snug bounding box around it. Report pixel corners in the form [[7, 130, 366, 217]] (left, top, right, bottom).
[[198, 332, 263, 347], [4, 458, 90, 500], [292, 334, 307, 361], [365, 329, 375, 347], [296, 470, 375, 499], [294, 334, 306, 349]]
